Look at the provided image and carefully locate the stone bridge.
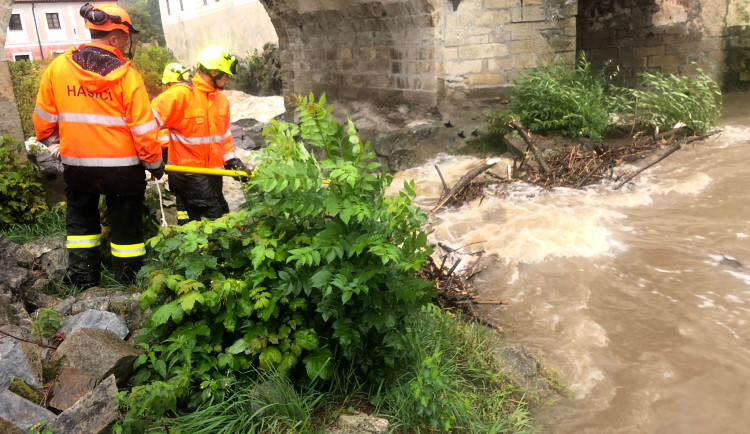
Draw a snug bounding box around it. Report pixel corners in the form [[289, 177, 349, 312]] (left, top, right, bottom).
[[2, 0, 749, 139]]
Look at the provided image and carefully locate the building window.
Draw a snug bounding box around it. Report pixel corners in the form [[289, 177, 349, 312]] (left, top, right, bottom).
[[13, 53, 32, 61], [180, 0, 184, 11], [203, 0, 207, 4], [46, 13, 61, 29], [9, 14, 22, 31], [166, 0, 171, 15]]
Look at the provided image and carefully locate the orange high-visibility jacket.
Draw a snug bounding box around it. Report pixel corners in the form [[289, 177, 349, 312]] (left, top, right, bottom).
[[33, 44, 162, 170], [151, 74, 236, 169], [157, 129, 170, 150]]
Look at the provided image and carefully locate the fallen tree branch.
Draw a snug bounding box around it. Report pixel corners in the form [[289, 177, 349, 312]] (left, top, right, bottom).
[[430, 157, 501, 215], [637, 125, 688, 145], [434, 165, 449, 195], [509, 118, 551, 175], [614, 143, 681, 190], [0, 329, 58, 349], [685, 130, 722, 144], [455, 300, 510, 305]]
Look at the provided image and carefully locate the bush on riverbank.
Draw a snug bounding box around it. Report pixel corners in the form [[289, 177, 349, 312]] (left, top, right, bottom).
[[482, 52, 722, 147], [126, 307, 533, 433], [8, 59, 51, 138], [115, 94, 446, 431], [0, 135, 49, 228], [229, 42, 282, 96]]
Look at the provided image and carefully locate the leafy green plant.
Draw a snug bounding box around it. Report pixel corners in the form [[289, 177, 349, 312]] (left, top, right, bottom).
[[230, 42, 282, 96], [380, 306, 533, 433], [131, 45, 177, 98], [0, 135, 49, 228], [635, 64, 722, 135], [485, 52, 627, 142], [32, 307, 63, 340], [8, 59, 51, 138], [409, 350, 460, 431], [116, 93, 434, 431]]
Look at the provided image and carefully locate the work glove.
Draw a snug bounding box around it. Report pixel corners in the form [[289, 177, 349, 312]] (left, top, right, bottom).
[[147, 160, 166, 180], [48, 144, 61, 160], [41, 135, 61, 160], [224, 158, 251, 182]]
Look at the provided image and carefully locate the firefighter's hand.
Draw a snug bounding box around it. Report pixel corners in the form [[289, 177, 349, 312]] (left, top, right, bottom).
[[48, 144, 61, 160], [147, 161, 165, 180], [41, 135, 61, 159], [224, 157, 248, 172]]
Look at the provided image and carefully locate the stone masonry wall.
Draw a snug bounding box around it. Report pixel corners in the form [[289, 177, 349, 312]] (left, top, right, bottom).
[[577, 0, 727, 87], [260, 0, 577, 109], [0, 0, 25, 141], [443, 0, 577, 105], [264, 1, 443, 106], [723, 0, 750, 90]]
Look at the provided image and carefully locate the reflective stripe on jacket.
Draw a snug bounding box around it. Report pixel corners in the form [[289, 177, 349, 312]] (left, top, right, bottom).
[[33, 43, 162, 170], [151, 74, 235, 169]]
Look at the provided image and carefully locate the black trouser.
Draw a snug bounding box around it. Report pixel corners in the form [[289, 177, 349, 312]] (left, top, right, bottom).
[[65, 188, 145, 286], [175, 194, 230, 225], [169, 172, 229, 225]]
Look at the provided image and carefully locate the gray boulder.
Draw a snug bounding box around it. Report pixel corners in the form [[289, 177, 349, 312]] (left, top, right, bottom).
[[48, 375, 119, 434], [60, 309, 129, 340], [0, 341, 40, 391], [51, 328, 139, 386], [0, 261, 35, 302], [0, 389, 55, 432]]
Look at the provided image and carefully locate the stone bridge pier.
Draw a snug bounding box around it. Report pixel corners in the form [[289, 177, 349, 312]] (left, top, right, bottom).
[[1, 0, 748, 139], [260, 0, 578, 112]]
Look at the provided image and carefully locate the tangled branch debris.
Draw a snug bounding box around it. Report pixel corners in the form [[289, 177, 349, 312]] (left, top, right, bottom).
[[511, 121, 721, 189], [419, 120, 721, 328]]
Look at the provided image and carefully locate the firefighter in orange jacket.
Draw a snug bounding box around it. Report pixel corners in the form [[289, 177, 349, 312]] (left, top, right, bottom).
[[152, 46, 248, 224], [33, 3, 164, 288], [157, 63, 189, 162]]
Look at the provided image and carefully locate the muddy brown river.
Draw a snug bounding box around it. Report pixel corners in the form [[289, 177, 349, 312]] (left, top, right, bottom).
[[388, 92, 750, 433]]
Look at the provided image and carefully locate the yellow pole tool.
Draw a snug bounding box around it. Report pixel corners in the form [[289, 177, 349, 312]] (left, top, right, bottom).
[[165, 165, 253, 178], [164, 164, 331, 184]]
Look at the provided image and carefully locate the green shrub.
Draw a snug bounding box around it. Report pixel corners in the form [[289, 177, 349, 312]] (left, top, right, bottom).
[[131, 45, 177, 98], [229, 42, 282, 96], [115, 93, 434, 431], [0, 135, 49, 228], [8, 59, 50, 138], [635, 65, 722, 135], [486, 52, 626, 142], [32, 307, 63, 340]]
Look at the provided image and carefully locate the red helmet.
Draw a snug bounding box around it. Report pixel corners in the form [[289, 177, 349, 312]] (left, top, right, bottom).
[[80, 3, 138, 35]]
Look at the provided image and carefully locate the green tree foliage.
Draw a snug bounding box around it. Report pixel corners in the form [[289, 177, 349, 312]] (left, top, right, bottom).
[[119, 0, 166, 46], [635, 65, 722, 135], [115, 93, 435, 432], [131, 45, 177, 98], [229, 42, 282, 96], [7, 59, 51, 138], [0, 135, 48, 228]]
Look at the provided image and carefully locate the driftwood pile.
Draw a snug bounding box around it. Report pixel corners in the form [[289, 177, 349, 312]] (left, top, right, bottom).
[[510, 120, 720, 189], [421, 119, 721, 325]]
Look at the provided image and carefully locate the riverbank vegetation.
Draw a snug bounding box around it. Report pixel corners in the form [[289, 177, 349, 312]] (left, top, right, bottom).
[[107, 94, 534, 432], [472, 53, 722, 190]]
